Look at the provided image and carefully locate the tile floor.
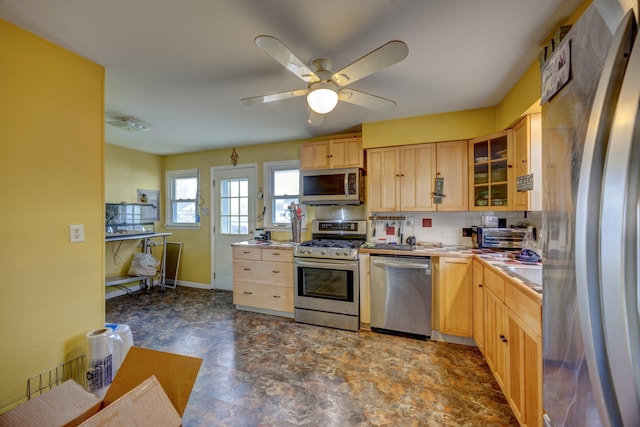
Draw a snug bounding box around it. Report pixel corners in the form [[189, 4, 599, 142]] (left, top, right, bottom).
[[106, 287, 517, 426]]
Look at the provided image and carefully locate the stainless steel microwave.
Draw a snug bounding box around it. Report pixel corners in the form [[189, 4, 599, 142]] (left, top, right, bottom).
[[300, 168, 364, 205]]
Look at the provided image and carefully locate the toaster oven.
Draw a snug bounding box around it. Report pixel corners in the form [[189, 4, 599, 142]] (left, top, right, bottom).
[[471, 226, 534, 249]]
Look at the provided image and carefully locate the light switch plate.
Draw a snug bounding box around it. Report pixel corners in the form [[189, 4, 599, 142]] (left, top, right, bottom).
[[69, 224, 85, 243]]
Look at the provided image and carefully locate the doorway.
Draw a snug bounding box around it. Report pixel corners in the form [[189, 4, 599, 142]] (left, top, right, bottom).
[[210, 164, 257, 290]]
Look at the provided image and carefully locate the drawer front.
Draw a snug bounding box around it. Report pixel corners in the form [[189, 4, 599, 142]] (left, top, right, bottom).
[[505, 279, 542, 335], [261, 248, 293, 263], [484, 266, 505, 301], [232, 246, 262, 260], [233, 260, 294, 286], [233, 282, 294, 313]]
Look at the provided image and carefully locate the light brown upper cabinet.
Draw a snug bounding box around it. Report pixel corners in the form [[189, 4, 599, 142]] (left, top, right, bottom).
[[367, 140, 468, 212], [511, 113, 542, 211], [468, 130, 514, 210], [300, 136, 364, 170]]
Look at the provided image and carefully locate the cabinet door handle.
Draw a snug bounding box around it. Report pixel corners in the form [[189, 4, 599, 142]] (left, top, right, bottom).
[[272, 270, 280, 273], [272, 295, 281, 299], [244, 267, 252, 271], [243, 291, 253, 295], [499, 334, 508, 343]]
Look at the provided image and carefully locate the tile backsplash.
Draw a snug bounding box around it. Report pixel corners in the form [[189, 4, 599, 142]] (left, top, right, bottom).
[[369, 211, 542, 247]]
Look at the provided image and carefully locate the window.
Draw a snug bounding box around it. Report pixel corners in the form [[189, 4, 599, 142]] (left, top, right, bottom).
[[263, 160, 305, 228], [166, 168, 200, 228], [219, 177, 249, 234]]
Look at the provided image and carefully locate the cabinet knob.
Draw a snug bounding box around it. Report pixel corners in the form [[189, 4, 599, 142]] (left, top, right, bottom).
[[522, 159, 527, 163], [508, 164, 513, 168], [478, 283, 483, 287]]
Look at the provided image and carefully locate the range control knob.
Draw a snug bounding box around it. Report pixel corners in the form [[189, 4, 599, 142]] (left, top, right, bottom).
[[335, 250, 342, 256], [321, 250, 327, 255]]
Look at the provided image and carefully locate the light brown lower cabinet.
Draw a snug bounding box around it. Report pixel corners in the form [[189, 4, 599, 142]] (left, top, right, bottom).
[[472, 259, 485, 354], [481, 261, 542, 427], [232, 246, 294, 314], [438, 257, 473, 337]]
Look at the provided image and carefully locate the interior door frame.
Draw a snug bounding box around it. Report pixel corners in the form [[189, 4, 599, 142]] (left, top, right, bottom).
[[210, 163, 257, 290]]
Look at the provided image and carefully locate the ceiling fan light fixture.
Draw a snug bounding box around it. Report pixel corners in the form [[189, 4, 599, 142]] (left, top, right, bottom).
[[307, 83, 338, 114], [106, 117, 150, 132]]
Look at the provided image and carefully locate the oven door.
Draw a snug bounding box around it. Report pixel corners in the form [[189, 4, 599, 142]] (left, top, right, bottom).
[[294, 257, 359, 316]]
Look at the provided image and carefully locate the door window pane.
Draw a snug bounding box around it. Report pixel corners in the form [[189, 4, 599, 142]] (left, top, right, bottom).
[[220, 178, 249, 235]]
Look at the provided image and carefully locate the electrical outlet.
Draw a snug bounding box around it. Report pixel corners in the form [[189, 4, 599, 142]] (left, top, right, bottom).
[[406, 217, 415, 227], [69, 224, 85, 243]]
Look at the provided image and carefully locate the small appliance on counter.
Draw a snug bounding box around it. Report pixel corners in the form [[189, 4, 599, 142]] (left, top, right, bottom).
[[253, 228, 270, 241], [471, 226, 535, 250]]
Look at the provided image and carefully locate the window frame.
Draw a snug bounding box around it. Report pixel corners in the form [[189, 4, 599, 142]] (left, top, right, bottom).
[[263, 160, 305, 229], [165, 168, 200, 229]]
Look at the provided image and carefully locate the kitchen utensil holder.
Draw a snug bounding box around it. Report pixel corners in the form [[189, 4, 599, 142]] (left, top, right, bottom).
[[291, 217, 301, 243]]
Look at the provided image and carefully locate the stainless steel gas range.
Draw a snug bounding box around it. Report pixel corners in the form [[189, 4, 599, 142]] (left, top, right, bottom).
[[293, 219, 366, 332]]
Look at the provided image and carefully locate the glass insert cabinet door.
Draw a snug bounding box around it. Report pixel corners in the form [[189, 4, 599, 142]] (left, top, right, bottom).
[[470, 131, 511, 209], [219, 178, 249, 234]]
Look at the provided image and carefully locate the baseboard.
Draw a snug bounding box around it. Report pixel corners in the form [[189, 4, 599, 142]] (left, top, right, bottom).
[[175, 280, 212, 290]]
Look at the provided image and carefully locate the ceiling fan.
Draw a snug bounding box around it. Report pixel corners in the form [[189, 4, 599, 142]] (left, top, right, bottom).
[[241, 36, 409, 126]]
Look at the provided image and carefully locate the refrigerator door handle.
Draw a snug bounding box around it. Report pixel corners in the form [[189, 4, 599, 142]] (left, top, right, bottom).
[[600, 14, 640, 425], [574, 10, 636, 426]]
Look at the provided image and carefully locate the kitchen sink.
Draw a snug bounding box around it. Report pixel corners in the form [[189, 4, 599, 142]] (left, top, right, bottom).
[[499, 265, 542, 293]]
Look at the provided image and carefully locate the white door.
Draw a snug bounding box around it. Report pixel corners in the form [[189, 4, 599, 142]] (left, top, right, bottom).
[[211, 164, 257, 290]]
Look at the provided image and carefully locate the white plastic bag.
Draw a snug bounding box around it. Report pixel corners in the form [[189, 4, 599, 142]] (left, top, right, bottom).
[[128, 253, 160, 276]]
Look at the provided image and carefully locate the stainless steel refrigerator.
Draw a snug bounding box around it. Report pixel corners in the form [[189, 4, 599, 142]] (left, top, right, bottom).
[[541, 0, 640, 425]]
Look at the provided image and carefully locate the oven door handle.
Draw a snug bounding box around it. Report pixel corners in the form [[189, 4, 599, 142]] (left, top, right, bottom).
[[295, 259, 356, 270], [371, 260, 430, 269]]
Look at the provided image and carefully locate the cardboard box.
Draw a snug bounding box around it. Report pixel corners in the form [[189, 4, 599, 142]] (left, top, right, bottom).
[[0, 381, 100, 427], [79, 376, 181, 427], [0, 347, 202, 427]]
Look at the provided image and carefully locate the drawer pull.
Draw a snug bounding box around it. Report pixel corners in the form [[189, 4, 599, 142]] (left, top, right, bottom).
[[243, 291, 253, 295], [244, 267, 252, 271], [272, 295, 281, 299], [243, 251, 251, 254], [271, 252, 280, 256], [272, 270, 280, 273]]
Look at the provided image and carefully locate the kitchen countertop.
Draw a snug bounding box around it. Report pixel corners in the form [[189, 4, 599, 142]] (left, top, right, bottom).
[[361, 244, 542, 300], [232, 240, 298, 248], [232, 240, 541, 301]]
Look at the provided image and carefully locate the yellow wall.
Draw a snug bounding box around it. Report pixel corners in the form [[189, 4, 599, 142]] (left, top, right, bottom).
[[0, 19, 104, 411], [163, 138, 319, 285], [105, 144, 163, 204], [363, 107, 496, 148], [104, 144, 164, 282]]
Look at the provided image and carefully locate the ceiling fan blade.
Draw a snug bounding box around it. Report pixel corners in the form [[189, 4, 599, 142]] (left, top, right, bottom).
[[241, 89, 307, 105], [332, 41, 408, 87], [339, 88, 397, 111], [255, 35, 320, 83], [307, 108, 325, 127]]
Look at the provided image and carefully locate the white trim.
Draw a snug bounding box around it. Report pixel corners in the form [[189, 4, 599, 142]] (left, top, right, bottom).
[[263, 160, 304, 229], [165, 168, 199, 227], [210, 163, 258, 291]]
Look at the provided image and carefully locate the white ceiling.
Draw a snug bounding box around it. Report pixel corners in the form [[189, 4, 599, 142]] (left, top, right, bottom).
[[1, 0, 582, 155]]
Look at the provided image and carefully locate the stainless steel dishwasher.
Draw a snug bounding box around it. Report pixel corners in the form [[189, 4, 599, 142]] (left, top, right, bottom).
[[370, 255, 432, 339]]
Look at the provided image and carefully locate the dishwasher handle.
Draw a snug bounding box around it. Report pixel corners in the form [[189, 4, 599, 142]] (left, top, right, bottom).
[[371, 260, 431, 270]]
